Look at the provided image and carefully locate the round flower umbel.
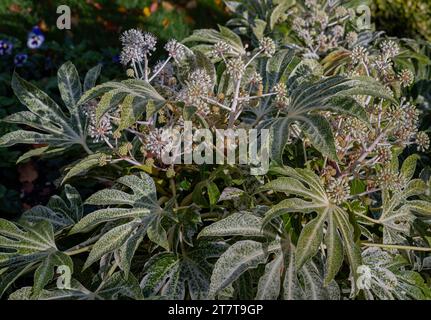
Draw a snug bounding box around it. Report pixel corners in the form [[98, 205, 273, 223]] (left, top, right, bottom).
[[416, 132, 430, 152], [326, 177, 350, 205], [350, 46, 369, 65], [380, 40, 400, 59], [335, 6, 348, 18], [376, 146, 392, 163], [345, 32, 358, 48], [259, 37, 276, 57], [211, 41, 231, 58], [88, 114, 113, 143], [120, 29, 145, 65], [119, 29, 157, 66], [273, 83, 289, 109], [398, 69, 414, 87], [180, 69, 213, 115], [14, 53, 28, 67], [227, 58, 245, 80], [377, 165, 401, 190], [142, 32, 157, 55], [188, 69, 213, 93], [144, 128, 170, 159], [0, 40, 13, 55], [165, 39, 185, 62]]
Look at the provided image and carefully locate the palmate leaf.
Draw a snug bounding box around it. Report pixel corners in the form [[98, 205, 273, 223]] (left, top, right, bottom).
[[261, 166, 362, 289], [183, 25, 246, 59], [376, 155, 431, 244], [140, 241, 227, 300], [0, 219, 73, 298], [20, 184, 83, 232], [9, 273, 142, 300], [283, 251, 340, 300], [0, 61, 100, 157], [269, 74, 395, 162], [77, 79, 165, 131], [298, 114, 338, 160], [245, 49, 298, 125], [361, 248, 431, 300], [70, 173, 169, 275], [198, 210, 340, 300], [225, 0, 296, 40]]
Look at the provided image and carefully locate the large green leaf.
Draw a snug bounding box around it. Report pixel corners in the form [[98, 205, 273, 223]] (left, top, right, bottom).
[[0, 63, 92, 157], [198, 211, 277, 239], [261, 166, 362, 290], [269, 75, 395, 163], [361, 248, 431, 300], [0, 219, 72, 298], [140, 241, 227, 299], [70, 173, 168, 274], [20, 185, 83, 231], [376, 155, 431, 244]]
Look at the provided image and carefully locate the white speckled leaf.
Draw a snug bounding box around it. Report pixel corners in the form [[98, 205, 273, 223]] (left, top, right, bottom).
[[256, 254, 283, 299], [57, 61, 82, 110], [208, 240, 281, 298]]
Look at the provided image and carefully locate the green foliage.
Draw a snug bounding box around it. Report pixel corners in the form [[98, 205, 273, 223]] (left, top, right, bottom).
[[0, 64, 94, 156], [373, 0, 431, 41], [0, 1, 430, 301]]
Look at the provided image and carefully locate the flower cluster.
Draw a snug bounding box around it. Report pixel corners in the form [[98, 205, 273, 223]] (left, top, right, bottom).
[[326, 177, 350, 205], [179, 69, 213, 115], [165, 39, 185, 62], [290, 0, 354, 57], [120, 29, 151, 65]]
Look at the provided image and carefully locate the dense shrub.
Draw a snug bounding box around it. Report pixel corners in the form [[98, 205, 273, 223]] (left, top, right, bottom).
[[0, 0, 430, 300]]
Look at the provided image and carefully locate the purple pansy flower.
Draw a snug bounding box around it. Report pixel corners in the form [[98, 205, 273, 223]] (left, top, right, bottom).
[[27, 26, 45, 49], [14, 53, 28, 67], [0, 40, 13, 56], [31, 26, 43, 36]]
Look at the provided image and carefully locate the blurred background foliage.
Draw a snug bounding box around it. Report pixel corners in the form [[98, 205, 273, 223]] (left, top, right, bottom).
[[373, 0, 431, 41]]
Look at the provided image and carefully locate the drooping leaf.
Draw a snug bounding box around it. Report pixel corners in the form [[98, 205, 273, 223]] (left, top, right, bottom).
[[21, 185, 83, 231], [208, 240, 281, 297], [71, 173, 168, 273], [0, 219, 72, 298], [141, 241, 227, 300]]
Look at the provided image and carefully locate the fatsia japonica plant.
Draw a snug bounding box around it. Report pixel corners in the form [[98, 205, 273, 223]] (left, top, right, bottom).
[[1, 1, 431, 300]]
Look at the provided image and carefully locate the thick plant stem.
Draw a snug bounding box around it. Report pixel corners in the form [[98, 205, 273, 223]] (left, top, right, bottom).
[[65, 245, 93, 256], [361, 242, 431, 252], [81, 141, 94, 155]]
